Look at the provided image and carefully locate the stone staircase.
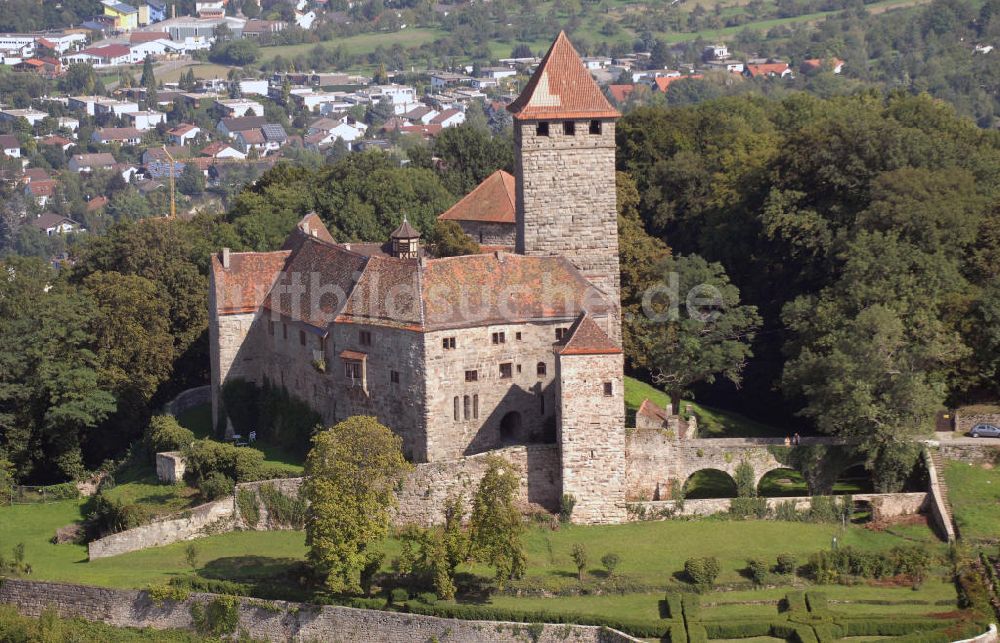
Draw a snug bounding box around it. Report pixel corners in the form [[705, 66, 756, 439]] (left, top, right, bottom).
[[926, 449, 958, 541]]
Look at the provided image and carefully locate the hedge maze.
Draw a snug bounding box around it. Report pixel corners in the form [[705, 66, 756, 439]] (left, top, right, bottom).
[[660, 591, 985, 643]]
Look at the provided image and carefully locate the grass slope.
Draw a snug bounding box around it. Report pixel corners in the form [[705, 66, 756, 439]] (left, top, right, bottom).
[[943, 459, 1000, 542], [257, 28, 445, 62], [624, 376, 782, 437]]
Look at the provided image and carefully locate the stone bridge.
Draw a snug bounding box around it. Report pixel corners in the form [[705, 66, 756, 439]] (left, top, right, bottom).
[[624, 431, 849, 500]]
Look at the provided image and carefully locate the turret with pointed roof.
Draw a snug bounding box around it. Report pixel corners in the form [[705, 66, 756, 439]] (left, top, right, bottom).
[[511, 31, 622, 345], [390, 216, 421, 259]]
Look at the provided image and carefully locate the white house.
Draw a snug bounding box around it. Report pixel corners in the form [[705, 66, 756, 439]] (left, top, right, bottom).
[[0, 134, 22, 158], [94, 99, 140, 117], [0, 108, 48, 126], [199, 141, 245, 159], [293, 91, 349, 113], [295, 10, 316, 29], [58, 116, 80, 134], [214, 98, 264, 117], [31, 213, 80, 236], [62, 44, 132, 67], [236, 79, 268, 96], [167, 123, 201, 145], [124, 110, 167, 130], [430, 108, 465, 128]]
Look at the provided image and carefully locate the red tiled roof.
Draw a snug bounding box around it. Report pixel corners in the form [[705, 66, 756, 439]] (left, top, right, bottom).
[[40, 135, 73, 147], [212, 250, 292, 315], [23, 168, 50, 182], [199, 141, 234, 157], [438, 170, 516, 224], [507, 31, 620, 121], [31, 212, 76, 230], [86, 195, 108, 211], [654, 74, 703, 92], [800, 58, 844, 72], [238, 129, 265, 144], [339, 349, 367, 360], [399, 124, 442, 137], [265, 239, 368, 328], [168, 123, 198, 136], [82, 44, 131, 59], [130, 31, 168, 44], [96, 127, 143, 142], [746, 63, 790, 78], [26, 180, 57, 197], [281, 212, 336, 252], [608, 84, 634, 103], [555, 312, 621, 355]]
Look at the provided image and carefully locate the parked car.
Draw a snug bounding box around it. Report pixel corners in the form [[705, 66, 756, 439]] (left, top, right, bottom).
[[969, 423, 1000, 438]]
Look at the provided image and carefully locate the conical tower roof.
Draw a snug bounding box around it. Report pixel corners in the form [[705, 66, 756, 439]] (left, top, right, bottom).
[[507, 31, 620, 121], [390, 216, 420, 239]]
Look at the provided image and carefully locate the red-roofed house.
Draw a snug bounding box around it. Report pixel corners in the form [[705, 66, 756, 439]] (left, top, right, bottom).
[[744, 62, 792, 79], [800, 58, 844, 74], [25, 179, 58, 206], [62, 44, 132, 67], [167, 123, 201, 146], [654, 74, 704, 92], [607, 84, 635, 103]]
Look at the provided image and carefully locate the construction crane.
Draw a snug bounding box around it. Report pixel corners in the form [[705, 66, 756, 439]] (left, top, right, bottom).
[[162, 144, 176, 219]]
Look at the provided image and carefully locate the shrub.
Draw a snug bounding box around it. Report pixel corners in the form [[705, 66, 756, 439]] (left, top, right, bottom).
[[190, 595, 240, 637], [730, 496, 769, 519], [558, 493, 576, 523], [390, 587, 410, 604], [601, 552, 620, 577], [664, 593, 684, 619], [775, 500, 801, 521], [198, 472, 234, 501], [571, 544, 588, 581], [776, 553, 798, 575], [145, 415, 194, 458], [683, 556, 720, 590], [681, 592, 701, 620], [147, 582, 190, 605], [182, 439, 265, 484], [746, 558, 769, 586], [416, 591, 437, 605], [84, 493, 152, 539], [236, 488, 260, 528]]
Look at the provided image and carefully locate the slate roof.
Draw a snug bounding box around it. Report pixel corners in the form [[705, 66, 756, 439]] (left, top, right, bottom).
[[0, 135, 20, 149], [555, 312, 621, 355], [31, 213, 76, 230], [390, 217, 420, 239], [220, 116, 267, 132], [438, 170, 515, 225], [72, 152, 116, 167], [507, 31, 620, 121]]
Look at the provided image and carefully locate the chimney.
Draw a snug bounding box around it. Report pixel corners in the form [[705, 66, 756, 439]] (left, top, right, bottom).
[[221, 247, 230, 269]]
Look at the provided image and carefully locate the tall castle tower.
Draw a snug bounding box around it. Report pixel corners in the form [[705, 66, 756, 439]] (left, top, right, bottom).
[[508, 32, 622, 340]]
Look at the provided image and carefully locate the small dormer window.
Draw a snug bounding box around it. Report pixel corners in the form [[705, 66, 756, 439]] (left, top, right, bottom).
[[536, 121, 549, 136], [589, 120, 601, 135], [563, 121, 575, 135]]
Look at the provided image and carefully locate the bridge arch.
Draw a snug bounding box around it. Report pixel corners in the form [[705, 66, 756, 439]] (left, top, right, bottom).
[[683, 468, 738, 499], [756, 467, 807, 497], [832, 462, 873, 494]]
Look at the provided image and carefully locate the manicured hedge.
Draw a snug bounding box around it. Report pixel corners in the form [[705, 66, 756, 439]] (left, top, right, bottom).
[[664, 622, 688, 643], [681, 593, 701, 620], [702, 620, 774, 639], [686, 623, 708, 643], [400, 601, 666, 638], [784, 591, 807, 613], [664, 593, 684, 620]]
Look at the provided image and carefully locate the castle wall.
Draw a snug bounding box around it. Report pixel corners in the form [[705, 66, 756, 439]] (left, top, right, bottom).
[[253, 315, 428, 461], [556, 352, 626, 524], [209, 298, 257, 431], [457, 221, 515, 247], [515, 118, 621, 342], [422, 320, 571, 461]]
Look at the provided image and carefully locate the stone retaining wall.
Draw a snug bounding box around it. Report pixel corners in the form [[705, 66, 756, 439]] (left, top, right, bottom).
[[0, 579, 640, 643], [155, 451, 185, 484], [162, 385, 212, 418], [628, 492, 928, 520], [954, 409, 1000, 435], [938, 443, 1000, 465], [87, 496, 235, 560]]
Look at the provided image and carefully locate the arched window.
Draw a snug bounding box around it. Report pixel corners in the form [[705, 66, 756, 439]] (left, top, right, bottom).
[[453, 396, 459, 421], [536, 362, 546, 377], [473, 394, 479, 419], [464, 395, 471, 421]]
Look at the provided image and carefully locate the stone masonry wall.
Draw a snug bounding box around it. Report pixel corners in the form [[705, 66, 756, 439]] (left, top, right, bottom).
[[556, 352, 626, 524], [0, 579, 641, 643], [954, 409, 1000, 434], [458, 220, 516, 247], [515, 118, 621, 344], [88, 496, 235, 560], [161, 385, 211, 417], [937, 443, 1000, 465], [628, 493, 928, 519]]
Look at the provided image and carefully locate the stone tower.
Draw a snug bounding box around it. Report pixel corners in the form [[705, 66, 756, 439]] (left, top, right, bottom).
[[508, 32, 622, 341], [554, 313, 626, 524]]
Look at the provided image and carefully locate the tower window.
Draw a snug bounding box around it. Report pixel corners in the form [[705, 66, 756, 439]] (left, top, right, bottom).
[[268, 321, 274, 336], [589, 120, 602, 135], [465, 370, 478, 382], [473, 394, 479, 419], [537, 362, 546, 377], [299, 330, 306, 346], [443, 337, 456, 350], [562, 121, 575, 135], [359, 330, 372, 346], [453, 396, 459, 421], [515, 332, 522, 340], [492, 331, 505, 344], [390, 370, 400, 384], [345, 360, 362, 380], [540, 392, 545, 415], [282, 323, 288, 340], [555, 327, 568, 341], [536, 121, 549, 136], [604, 381, 613, 397], [463, 395, 471, 420], [500, 363, 512, 379]]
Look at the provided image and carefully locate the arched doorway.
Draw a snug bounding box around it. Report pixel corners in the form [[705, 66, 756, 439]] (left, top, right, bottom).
[[757, 468, 808, 497], [683, 469, 738, 499], [500, 411, 523, 445]]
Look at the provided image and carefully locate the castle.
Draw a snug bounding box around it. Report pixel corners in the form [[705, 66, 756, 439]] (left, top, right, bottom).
[[209, 32, 627, 523]]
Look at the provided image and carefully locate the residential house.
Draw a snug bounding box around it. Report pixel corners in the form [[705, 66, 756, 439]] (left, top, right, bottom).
[[22, 168, 50, 183], [235, 79, 268, 96], [94, 99, 140, 117], [195, 0, 226, 18], [70, 152, 117, 172], [607, 84, 635, 104], [0, 135, 21, 158], [402, 105, 438, 125], [124, 110, 166, 130], [217, 115, 267, 138], [0, 108, 48, 126], [214, 98, 264, 118], [799, 58, 844, 74], [31, 213, 79, 236], [39, 135, 75, 151], [199, 141, 246, 159], [25, 179, 57, 207], [102, 0, 139, 31], [430, 72, 472, 89], [261, 123, 288, 152], [146, 0, 168, 23], [654, 74, 703, 93], [703, 60, 744, 73], [93, 127, 144, 145], [234, 128, 265, 155], [429, 108, 465, 128], [141, 145, 188, 165], [581, 56, 612, 70], [13, 57, 62, 76], [292, 91, 349, 113], [479, 67, 516, 80], [129, 38, 184, 60], [58, 116, 80, 134], [744, 61, 792, 79], [62, 44, 132, 67], [167, 123, 201, 145], [242, 19, 286, 38]]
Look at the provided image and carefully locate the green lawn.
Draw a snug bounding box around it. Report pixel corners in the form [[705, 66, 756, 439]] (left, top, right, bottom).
[[625, 376, 784, 437], [943, 459, 1000, 542], [257, 28, 445, 62]]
